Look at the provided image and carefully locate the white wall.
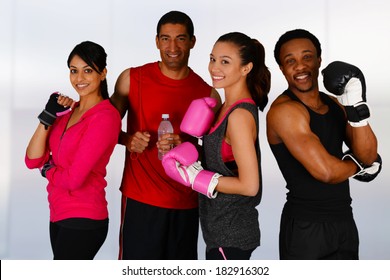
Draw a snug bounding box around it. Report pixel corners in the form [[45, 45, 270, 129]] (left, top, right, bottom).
[[1, 0, 389, 260]]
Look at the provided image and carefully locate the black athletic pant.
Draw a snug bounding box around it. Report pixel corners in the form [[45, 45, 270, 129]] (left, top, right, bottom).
[[119, 197, 199, 260], [50, 219, 108, 260], [279, 214, 359, 260]]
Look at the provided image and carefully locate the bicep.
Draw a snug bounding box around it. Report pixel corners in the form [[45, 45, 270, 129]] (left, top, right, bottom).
[[110, 69, 130, 118], [269, 104, 336, 181]]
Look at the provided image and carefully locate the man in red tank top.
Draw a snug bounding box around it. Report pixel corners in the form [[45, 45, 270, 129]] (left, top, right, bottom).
[[110, 10, 221, 260]]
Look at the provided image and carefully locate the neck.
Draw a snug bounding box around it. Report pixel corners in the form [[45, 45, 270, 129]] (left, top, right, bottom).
[[158, 61, 190, 80], [224, 83, 251, 107], [78, 95, 103, 112]]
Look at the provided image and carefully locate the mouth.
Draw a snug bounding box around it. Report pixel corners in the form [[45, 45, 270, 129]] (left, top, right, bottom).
[[166, 53, 180, 59], [294, 72, 310, 82], [76, 83, 89, 89], [211, 75, 224, 82]]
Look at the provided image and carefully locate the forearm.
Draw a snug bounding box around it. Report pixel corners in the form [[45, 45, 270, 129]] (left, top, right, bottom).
[[118, 130, 129, 146], [26, 123, 50, 159], [216, 175, 259, 197], [347, 124, 378, 164]]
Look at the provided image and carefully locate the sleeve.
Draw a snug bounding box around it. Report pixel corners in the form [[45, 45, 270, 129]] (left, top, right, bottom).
[[25, 151, 51, 169], [45, 110, 121, 191]]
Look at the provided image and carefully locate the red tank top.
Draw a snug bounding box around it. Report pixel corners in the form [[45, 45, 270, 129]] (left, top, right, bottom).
[[120, 62, 212, 209]]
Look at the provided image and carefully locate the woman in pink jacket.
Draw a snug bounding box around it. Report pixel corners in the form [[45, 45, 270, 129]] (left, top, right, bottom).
[[25, 41, 121, 259]]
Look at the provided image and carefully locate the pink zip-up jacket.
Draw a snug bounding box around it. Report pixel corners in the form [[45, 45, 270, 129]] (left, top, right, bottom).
[[25, 99, 121, 222]]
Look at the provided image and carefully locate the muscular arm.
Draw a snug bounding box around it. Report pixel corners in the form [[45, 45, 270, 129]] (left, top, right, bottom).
[[267, 97, 357, 184], [110, 69, 151, 152], [216, 109, 259, 196], [345, 115, 378, 165], [110, 69, 130, 119]]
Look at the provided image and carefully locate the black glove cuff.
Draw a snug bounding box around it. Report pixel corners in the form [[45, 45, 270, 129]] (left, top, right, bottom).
[[41, 162, 54, 178], [38, 109, 57, 128], [345, 102, 370, 122]]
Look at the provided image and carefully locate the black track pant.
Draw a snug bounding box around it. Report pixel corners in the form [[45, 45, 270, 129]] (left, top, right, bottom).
[[279, 214, 359, 260], [119, 197, 199, 260]]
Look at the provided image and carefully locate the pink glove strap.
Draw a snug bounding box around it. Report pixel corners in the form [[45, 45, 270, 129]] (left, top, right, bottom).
[[193, 170, 221, 198]]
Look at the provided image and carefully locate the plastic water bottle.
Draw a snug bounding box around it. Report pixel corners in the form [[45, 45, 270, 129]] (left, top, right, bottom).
[[158, 113, 174, 160]]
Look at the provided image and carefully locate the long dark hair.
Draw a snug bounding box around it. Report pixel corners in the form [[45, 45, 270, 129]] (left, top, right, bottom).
[[216, 32, 271, 111], [67, 41, 109, 99]]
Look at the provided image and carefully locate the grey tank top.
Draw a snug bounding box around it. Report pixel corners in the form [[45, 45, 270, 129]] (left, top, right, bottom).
[[199, 101, 262, 251]]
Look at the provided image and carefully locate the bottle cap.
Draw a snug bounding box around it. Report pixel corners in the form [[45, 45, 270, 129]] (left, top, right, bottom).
[[162, 113, 169, 119]]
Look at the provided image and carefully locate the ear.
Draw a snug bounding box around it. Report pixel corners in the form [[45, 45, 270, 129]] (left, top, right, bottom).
[[279, 64, 285, 75], [101, 68, 107, 81], [155, 35, 160, 49], [190, 35, 196, 49], [241, 62, 253, 76]]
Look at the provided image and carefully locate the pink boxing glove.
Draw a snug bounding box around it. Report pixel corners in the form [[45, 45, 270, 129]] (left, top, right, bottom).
[[161, 142, 199, 187], [162, 142, 221, 198], [180, 97, 217, 137]]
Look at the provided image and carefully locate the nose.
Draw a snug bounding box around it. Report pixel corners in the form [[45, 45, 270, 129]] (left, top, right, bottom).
[[208, 60, 217, 73], [168, 39, 178, 52], [294, 59, 306, 71], [76, 71, 85, 81]]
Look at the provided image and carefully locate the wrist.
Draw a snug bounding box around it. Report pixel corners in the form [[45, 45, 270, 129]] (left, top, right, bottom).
[[118, 130, 128, 146], [344, 102, 370, 127]]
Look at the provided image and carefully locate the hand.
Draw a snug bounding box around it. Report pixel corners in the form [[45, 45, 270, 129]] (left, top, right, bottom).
[[38, 92, 73, 129], [39, 157, 55, 178], [125, 131, 150, 153], [322, 61, 370, 127], [342, 150, 382, 182], [157, 133, 182, 157], [57, 94, 76, 115]]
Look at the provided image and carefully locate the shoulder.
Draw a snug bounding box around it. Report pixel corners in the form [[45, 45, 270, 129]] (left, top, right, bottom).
[[268, 94, 307, 118], [188, 68, 210, 85], [229, 107, 256, 124], [95, 100, 121, 121], [228, 103, 258, 132], [116, 68, 131, 87], [266, 94, 310, 132]]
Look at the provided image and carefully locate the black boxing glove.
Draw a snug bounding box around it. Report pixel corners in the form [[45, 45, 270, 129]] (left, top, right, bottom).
[[342, 150, 382, 182], [322, 61, 370, 127], [38, 92, 72, 129]]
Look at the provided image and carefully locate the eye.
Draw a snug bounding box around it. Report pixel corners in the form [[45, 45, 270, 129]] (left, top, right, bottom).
[[209, 57, 215, 62], [70, 69, 77, 74], [221, 59, 229, 65], [84, 68, 93, 74], [285, 58, 295, 65]]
